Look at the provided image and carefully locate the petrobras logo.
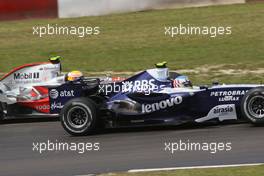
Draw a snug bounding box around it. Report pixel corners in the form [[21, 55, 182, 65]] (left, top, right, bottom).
[[210, 90, 246, 97], [142, 96, 183, 113], [211, 90, 247, 102], [50, 89, 59, 99], [14, 72, 40, 80], [213, 105, 233, 114], [49, 89, 75, 99]]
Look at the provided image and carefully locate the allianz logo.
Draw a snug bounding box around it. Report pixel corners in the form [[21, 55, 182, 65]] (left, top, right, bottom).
[[142, 96, 183, 113], [49, 89, 75, 99]]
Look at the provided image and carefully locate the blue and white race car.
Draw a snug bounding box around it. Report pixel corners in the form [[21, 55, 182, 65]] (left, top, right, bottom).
[[57, 62, 264, 135]]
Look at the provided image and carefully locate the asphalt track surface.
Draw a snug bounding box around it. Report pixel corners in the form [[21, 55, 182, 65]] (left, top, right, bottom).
[[0, 119, 264, 176]]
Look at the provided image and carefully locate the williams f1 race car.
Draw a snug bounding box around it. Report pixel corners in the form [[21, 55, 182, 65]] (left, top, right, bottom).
[[59, 61, 264, 135], [0, 59, 263, 136]]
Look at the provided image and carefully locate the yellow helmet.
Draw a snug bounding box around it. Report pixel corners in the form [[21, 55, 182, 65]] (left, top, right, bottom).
[[67, 71, 83, 81], [49, 56, 61, 64], [155, 61, 167, 68]]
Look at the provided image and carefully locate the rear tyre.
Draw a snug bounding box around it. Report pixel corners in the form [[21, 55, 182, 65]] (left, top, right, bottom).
[[60, 98, 98, 136], [241, 87, 264, 124]]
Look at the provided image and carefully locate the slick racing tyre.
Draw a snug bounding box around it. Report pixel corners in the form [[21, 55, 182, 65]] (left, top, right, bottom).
[[241, 87, 264, 124], [60, 98, 98, 136]]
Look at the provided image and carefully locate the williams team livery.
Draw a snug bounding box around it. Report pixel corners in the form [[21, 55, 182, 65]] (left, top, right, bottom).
[[0, 58, 263, 135]]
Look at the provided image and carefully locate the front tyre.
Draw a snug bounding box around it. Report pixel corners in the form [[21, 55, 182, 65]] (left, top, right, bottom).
[[241, 87, 264, 124], [60, 98, 97, 136]]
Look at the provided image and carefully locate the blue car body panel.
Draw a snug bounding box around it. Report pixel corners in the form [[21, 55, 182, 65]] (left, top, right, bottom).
[[49, 69, 261, 126]]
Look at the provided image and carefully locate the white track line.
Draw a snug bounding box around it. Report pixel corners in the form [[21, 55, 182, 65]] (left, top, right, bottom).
[[128, 163, 264, 173]]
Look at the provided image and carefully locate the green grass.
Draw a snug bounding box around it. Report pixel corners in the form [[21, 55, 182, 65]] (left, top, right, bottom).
[[0, 3, 263, 84], [100, 165, 264, 176]]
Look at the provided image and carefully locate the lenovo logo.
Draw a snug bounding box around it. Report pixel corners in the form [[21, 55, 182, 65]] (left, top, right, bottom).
[[142, 96, 183, 113]]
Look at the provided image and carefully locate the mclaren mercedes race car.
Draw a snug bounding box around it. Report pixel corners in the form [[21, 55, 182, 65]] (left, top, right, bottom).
[[0, 59, 263, 136], [0, 56, 98, 119], [0, 56, 63, 119]]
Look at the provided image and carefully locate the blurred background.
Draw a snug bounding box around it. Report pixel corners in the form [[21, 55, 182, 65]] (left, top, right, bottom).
[[0, 0, 263, 85]]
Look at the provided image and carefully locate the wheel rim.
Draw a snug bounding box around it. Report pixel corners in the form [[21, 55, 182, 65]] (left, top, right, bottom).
[[248, 95, 264, 119], [67, 106, 91, 129]]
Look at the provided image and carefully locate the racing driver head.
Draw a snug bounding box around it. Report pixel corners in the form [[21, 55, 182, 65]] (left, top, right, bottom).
[[66, 71, 83, 81]]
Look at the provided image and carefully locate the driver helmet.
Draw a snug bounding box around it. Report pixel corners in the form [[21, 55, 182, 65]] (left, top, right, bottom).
[[49, 56, 61, 64], [66, 71, 83, 81], [173, 75, 192, 88]]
